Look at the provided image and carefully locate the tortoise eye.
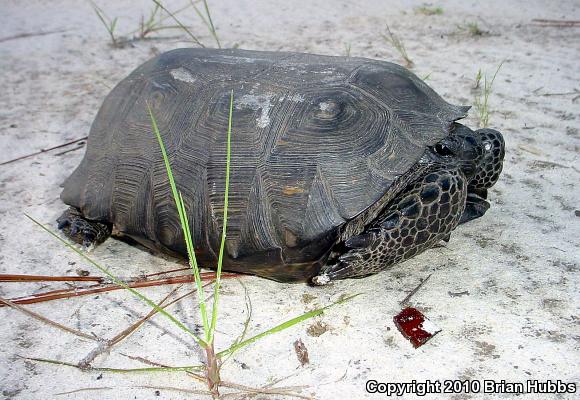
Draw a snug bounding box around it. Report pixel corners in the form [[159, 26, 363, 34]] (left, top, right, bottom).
[[434, 143, 454, 157]]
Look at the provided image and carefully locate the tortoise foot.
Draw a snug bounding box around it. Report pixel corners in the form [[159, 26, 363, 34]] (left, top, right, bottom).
[[459, 192, 491, 225], [57, 207, 111, 247]]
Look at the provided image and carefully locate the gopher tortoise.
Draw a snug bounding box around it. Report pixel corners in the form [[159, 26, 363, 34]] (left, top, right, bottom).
[[58, 48, 505, 284]]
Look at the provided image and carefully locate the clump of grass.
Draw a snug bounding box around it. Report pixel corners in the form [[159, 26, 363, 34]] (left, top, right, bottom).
[[139, 3, 164, 38], [381, 24, 414, 68], [26, 91, 356, 398], [135, 3, 191, 39], [414, 6, 443, 15], [152, 0, 221, 48], [90, 1, 120, 47], [91, 1, 221, 48], [152, 0, 205, 47], [344, 42, 351, 57], [466, 22, 484, 36], [474, 62, 504, 128], [456, 22, 488, 37]]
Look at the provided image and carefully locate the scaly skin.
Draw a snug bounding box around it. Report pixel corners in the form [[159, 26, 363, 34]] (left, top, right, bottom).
[[460, 128, 505, 225], [312, 128, 505, 285], [313, 167, 467, 283], [57, 207, 111, 247]]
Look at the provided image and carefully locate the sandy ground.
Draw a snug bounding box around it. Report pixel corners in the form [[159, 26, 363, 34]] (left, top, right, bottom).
[[1, 0, 579, 399]]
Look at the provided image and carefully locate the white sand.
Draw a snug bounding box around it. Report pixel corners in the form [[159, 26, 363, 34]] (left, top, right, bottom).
[[1, 0, 579, 398]]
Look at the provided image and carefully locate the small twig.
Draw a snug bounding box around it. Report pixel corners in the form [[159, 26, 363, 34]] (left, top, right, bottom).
[[530, 160, 570, 169], [0, 29, 68, 43], [1, 266, 193, 283], [255, 371, 304, 395], [518, 144, 542, 156], [128, 356, 311, 399], [121, 353, 166, 367], [108, 286, 187, 346], [135, 385, 211, 396], [1, 272, 237, 307], [531, 19, 580, 27], [533, 86, 580, 101], [145, 266, 192, 277], [55, 387, 114, 396], [532, 86, 544, 95], [399, 274, 432, 306], [223, 384, 311, 400], [109, 283, 210, 348], [539, 89, 580, 97], [0, 137, 87, 166], [55, 143, 86, 156], [0, 297, 97, 341], [0, 274, 103, 283], [448, 290, 470, 297], [79, 285, 196, 367], [26, 356, 202, 373]]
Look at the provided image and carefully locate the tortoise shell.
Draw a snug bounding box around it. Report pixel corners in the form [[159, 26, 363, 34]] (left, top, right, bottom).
[[61, 48, 468, 281]]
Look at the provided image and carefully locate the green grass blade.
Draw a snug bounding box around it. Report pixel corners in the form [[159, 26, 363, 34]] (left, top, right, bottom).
[[91, 2, 109, 27], [110, 17, 118, 36], [25, 214, 205, 347], [91, 2, 117, 45], [189, 0, 220, 48], [190, 0, 210, 29], [208, 90, 233, 343], [148, 3, 161, 26], [474, 61, 504, 128], [146, 103, 210, 338], [488, 60, 504, 88], [127, 3, 193, 37], [202, 0, 221, 48], [217, 293, 360, 358], [177, 191, 210, 337]]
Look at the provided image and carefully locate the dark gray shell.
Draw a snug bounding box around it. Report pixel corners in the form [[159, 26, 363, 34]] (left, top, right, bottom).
[[61, 48, 468, 281]]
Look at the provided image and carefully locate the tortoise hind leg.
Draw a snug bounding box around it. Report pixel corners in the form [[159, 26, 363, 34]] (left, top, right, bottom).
[[312, 168, 467, 285], [459, 129, 505, 225], [57, 207, 112, 247]]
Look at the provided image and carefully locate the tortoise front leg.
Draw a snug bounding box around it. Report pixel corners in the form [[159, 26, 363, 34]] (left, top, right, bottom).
[[312, 167, 468, 285], [57, 207, 112, 247]]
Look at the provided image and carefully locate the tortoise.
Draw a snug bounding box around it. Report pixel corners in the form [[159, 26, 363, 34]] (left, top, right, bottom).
[[57, 48, 505, 284]]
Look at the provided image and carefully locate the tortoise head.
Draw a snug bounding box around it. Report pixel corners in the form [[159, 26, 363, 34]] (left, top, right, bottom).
[[429, 124, 485, 180]]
